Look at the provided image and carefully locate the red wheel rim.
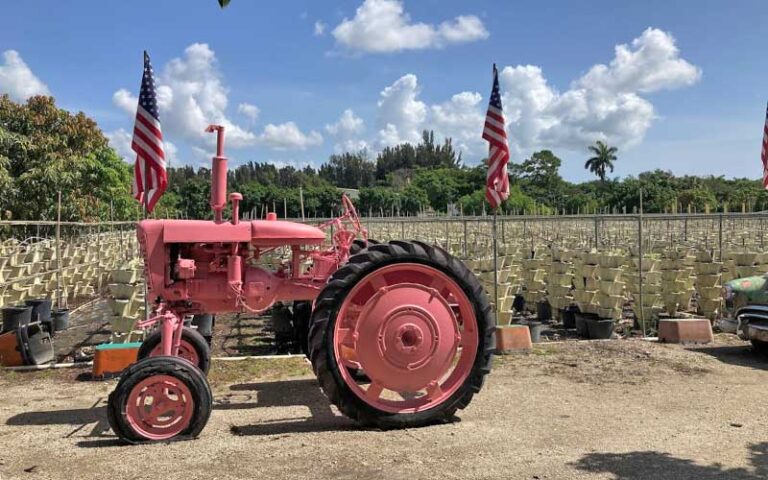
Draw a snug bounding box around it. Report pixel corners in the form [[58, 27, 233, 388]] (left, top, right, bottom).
[[150, 339, 200, 367], [333, 263, 479, 413], [125, 374, 195, 441]]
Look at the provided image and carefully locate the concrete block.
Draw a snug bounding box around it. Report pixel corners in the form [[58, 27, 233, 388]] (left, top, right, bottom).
[[495, 324, 532, 354], [658, 318, 713, 344]]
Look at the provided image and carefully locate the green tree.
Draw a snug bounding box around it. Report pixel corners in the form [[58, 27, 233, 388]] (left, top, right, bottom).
[[400, 184, 429, 215], [510, 150, 565, 209], [318, 150, 375, 188], [0, 95, 134, 221], [585, 140, 618, 182]]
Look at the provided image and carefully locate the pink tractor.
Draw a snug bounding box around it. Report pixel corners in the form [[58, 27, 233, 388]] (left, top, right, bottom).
[[107, 125, 494, 443]]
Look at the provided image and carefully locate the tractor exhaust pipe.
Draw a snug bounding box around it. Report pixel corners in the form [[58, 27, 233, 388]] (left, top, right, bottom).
[[206, 124, 227, 224]]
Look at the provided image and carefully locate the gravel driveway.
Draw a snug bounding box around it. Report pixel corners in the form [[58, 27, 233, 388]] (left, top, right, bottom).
[[1, 336, 767, 480]]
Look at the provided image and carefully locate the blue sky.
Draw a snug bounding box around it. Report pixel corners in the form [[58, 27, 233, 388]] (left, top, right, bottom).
[[1, 0, 767, 181]]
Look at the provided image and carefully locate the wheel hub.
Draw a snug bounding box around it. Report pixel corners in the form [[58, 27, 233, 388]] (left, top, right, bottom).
[[355, 283, 460, 392], [125, 374, 194, 440]]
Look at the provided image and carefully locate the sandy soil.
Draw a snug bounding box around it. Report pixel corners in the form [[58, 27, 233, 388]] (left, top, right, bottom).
[[2, 335, 768, 480]]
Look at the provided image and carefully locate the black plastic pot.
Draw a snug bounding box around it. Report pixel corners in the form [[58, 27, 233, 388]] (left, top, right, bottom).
[[192, 314, 214, 337], [25, 298, 53, 334], [528, 321, 544, 343], [586, 318, 615, 339], [562, 306, 577, 329], [575, 312, 589, 338], [52, 309, 70, 332], [2, 305, 32, 332], [512, 294, 525, 312], [536, 300, 552, 322]]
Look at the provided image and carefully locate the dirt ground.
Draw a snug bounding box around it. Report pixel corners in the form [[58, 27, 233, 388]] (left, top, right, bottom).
[[2, 335, 768, 480]]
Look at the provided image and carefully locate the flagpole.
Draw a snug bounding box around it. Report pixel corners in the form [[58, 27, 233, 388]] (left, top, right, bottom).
[[492, 207, 499, 326], [142, 50, 150, 325]]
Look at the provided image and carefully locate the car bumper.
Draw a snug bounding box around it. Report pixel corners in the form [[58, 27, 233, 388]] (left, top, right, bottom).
[[748, 324, 768, 343]]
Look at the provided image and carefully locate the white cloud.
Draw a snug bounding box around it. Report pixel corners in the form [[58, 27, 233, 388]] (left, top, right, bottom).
[[258, 122, 323, 150], [113, 43, 256, 149], [326, 109, 368, 152], [314, 21, 327, 36], [112, 43, 323, 158], [500, 28, 701, 151], [106, 128, 134, 161], [0, 50, 50, 102], [376, 74, 426, 145], [373, 28, 700, 159], [164, 141, 179, 166], [431, 91, 486, 154], [332, 0, 488, 53], [237, 102, 260, 121], [577, 28, 701, 94]]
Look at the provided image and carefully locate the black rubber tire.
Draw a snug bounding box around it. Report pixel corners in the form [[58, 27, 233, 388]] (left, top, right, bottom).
[[308, 240, 494, 429], [751, 339, 768, 355], [107, 356, 213, 444], [137, 327, 212, 374], [349, 238, 380, 256], [293, 301, 312, 355]]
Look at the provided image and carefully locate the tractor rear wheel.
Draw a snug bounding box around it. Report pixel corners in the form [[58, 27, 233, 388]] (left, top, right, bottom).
[[107, 356, 212, 443], [308, 240, 494, 429], [138, 327, 211, 374], [349, 238, 380, 256]]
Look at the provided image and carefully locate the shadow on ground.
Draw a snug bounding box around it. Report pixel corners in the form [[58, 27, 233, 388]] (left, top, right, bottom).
[[5, 378, 357, 448], [573, 443, 768, 479], [689, 344, 768, 371]]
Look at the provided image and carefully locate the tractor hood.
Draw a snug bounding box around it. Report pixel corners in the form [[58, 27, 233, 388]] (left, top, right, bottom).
[[153, 219, 326, 246]]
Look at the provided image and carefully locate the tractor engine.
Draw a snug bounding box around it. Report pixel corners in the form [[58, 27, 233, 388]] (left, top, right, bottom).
[[137, 218, 327, 315], [136, 125, 329, 316]]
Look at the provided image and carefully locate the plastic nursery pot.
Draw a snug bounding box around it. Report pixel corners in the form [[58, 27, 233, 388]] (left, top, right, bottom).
[[512, 294, 526, 312], [25, 298, 52, 324], [2, 305, 32, 332], [574, 312, 589, 338], [527, 321, 545, 343], [561, 306, 577, 329], [191, 314, 214, 337], [52, 309, 70, 332], [536, 300, 552, 323], [586, 318, 615, 340]]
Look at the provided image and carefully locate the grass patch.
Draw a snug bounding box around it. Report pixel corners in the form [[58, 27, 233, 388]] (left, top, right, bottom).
[[532, 346, 559, 356], [208, 357, 312, 388]]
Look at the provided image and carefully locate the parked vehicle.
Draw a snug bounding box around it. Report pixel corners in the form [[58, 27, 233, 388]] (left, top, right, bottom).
[[721, 275, 768, 352]]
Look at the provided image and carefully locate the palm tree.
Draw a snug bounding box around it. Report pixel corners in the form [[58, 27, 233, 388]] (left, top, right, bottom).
[[585, 141, 618, 182]]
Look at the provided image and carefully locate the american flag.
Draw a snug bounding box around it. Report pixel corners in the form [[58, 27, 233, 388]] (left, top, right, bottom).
[[131, 51, 167, 213], [482, 64, 510, 209], [762, 101, 768, 190]]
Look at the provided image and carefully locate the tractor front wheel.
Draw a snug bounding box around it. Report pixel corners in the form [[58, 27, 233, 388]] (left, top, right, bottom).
[[137, 327, 212, 374], [308, 240, 494, 428], [107, 356, 212, 443]]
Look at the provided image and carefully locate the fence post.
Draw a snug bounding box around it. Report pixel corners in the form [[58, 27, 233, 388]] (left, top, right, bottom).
[[97, 214, 102, 292], [445, 218, 449, 250], [401, 220, 405, 239], [501, 216, 506, 243], [718, 213, 723, 262], [594, 215, 599, 250], [638, 189, 645, 337], [462, 220, 468, 258], [56, 191, 62, 309]]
